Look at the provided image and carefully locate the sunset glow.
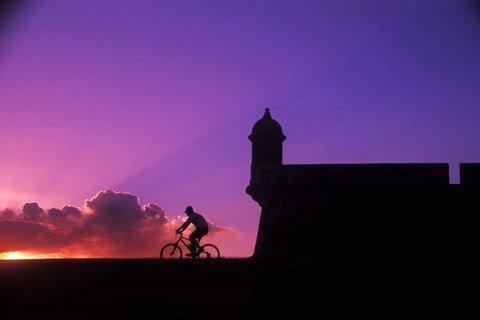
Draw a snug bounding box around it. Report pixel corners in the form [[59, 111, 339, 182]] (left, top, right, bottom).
[[1, 0, 479, 259], [0, 190, 249, 259], [0, 251, 66, 260]]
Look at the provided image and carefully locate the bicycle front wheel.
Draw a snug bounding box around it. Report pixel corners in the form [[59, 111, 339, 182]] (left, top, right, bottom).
[[198, 244, 220, 259], [160, 243, 183, 259]]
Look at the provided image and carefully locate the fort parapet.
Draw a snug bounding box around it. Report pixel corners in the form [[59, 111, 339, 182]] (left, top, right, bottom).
[[246, 108, 479, 260]]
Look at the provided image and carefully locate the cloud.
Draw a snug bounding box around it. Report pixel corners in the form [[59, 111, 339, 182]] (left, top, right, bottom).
[[84, 190, 144, 232], [0, 219, 74, 252], [0, 190, 237, 258], [47, 208, 65, 223], [47, 205, 82, 226], [0, 208, 16, 219], [81, 190, 169, 257], [22, 202, 45, 221], [207, 219, 234, 235], [62, 205, 81, 217], [143, 203, 169, 223]]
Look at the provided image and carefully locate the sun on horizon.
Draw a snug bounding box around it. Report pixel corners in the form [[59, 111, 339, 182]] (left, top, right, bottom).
[[0, 251, 70, 260]]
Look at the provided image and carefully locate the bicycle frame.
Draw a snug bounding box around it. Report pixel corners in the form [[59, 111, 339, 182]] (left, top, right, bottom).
[[174, 234, 194, 251], [160, 231, 220, 259]]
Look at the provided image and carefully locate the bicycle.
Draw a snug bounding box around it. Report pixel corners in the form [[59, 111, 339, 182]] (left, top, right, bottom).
[[160, 231, 220, 259]]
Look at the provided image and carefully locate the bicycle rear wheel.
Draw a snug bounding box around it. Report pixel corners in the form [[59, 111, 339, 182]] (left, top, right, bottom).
[[160, 243, 183, 259], [197, 244, 220, 259]]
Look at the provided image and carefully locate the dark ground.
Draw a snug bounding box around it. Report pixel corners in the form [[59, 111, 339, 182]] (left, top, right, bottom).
[[0, 257, 467, 319]]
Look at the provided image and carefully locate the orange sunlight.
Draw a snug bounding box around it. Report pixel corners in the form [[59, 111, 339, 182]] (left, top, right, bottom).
[[0, 251, 67, 260]]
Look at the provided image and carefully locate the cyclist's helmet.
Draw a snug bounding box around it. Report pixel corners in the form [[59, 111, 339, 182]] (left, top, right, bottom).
[[184, 206, 194, 214]]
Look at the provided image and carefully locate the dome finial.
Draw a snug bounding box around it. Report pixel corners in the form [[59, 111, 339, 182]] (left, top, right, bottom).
[[249, 106, 286, 138], [263, 107, 271, 119]]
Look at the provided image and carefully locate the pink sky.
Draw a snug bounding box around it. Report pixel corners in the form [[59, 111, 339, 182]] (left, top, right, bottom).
[[1, 0, 479, 258]]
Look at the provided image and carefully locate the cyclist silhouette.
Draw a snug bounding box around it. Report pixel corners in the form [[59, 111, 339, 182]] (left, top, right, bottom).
[[175, 206, 209, 257]]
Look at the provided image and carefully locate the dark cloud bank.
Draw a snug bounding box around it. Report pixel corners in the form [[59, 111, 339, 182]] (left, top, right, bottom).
[[0, 190, 233, 257]]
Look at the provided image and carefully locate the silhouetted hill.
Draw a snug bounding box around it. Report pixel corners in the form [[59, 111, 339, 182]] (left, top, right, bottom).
[[0, 257, 464, 319]]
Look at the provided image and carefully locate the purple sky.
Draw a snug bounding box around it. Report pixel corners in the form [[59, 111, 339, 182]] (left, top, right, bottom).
[[1, 0, 479, 257]]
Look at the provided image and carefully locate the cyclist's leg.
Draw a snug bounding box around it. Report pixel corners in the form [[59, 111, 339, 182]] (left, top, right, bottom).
[[195, 228, 208, 252], [189, 231, 201, 253]]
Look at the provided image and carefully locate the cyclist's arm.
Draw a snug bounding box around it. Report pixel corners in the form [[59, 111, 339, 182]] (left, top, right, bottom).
[[176, 219, 191, 232]]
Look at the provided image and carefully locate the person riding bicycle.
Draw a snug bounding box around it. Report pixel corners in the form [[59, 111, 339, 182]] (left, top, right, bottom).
[[175, 206, 209, 257]]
